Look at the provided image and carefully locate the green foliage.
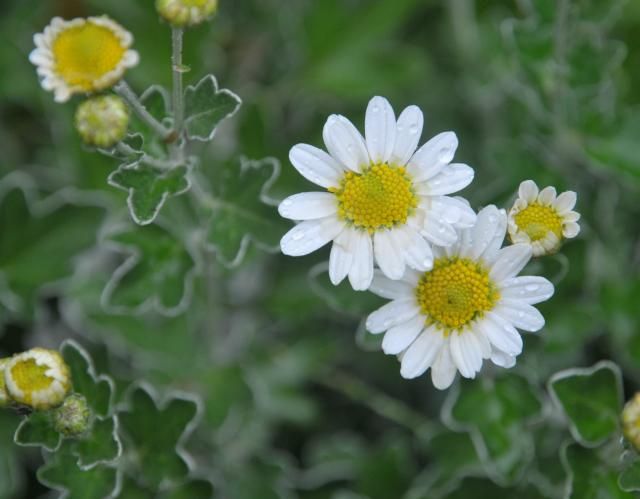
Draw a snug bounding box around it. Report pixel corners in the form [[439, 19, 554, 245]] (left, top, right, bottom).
[[184, 75, 241, 141], [549, 361, 623, 446]]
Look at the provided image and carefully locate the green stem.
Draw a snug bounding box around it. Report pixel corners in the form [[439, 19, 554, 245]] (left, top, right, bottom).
[[115, 143, 178, 170], [114, 81, 171, 139], [171, 27, 185, 160]]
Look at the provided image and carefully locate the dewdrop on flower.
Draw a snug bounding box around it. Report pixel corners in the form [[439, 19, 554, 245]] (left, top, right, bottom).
[[0, 358, 10, 408], [75, 95, 130, 148], [508, 180, 580, 257], [4, 348, 71, 410], [53, 393, 91, 437], [29, 16, 139, 103], [623, 393, 640, 451], [366, 206, 554, 389], [156, 0, 219, 27]]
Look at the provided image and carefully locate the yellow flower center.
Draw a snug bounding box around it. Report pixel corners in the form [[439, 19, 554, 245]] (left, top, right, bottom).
[[416, 257, 499, 332], [52, 22, 126, 91], [330, 164, 417, 232], [514, 203, 562, 242], [10, 359, 54, 393]]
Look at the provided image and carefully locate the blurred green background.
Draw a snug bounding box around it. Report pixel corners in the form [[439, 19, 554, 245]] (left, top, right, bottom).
[[1, 0, 640, 497]]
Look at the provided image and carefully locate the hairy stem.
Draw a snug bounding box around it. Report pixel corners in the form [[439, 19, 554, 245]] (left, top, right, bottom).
[[171, 27, 185, 160], [114, 81, 171, 140], [115, 143, 179, 170]]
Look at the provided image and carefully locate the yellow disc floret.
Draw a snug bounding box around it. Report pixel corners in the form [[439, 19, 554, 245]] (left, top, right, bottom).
[[330, 164, 417, 232], [52, 22, 127, 91], [514, 203, 562, 242], [416, 258, 499, 332]]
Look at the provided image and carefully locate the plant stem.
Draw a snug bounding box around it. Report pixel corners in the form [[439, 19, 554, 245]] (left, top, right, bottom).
[[114, 81, 171, 140], [171, 27, 185, 161], [115, 143, 179, 170]]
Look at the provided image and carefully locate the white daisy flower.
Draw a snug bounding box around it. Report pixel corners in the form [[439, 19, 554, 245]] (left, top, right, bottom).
[[4, 348, 71, 410], [366, 205, 554, 390], [279, 96, 476, 290], [0, 358, 10, 407], [29, 16, 139, 103], [508, 180, 580, 257]]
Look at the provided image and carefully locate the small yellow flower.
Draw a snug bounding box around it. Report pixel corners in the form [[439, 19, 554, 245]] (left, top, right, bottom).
[[508, 180, 580, 256], [623, 393, 640, 451], [75, 94, 130, 148], [0, 358, 10, 407], [29, 16, 139, 103], [156, 0, 219, 27], [4, 348, 71, 410]]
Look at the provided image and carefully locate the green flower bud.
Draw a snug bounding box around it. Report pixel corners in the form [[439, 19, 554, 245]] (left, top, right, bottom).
[[4, 348, 71, 410], [0, 358, 10, 408], [75, 94, 130, 148], [156, 0, 218, 27], [52, 393, 91, 437], [623, 393, 640, 451]]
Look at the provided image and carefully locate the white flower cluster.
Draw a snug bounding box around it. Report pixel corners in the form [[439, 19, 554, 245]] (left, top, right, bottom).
[[279, 97, 580, 389]]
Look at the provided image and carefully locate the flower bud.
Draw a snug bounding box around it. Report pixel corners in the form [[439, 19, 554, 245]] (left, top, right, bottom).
[[4, 348, 71, 410], [0, 358, 10, 408], [156, 0, 219, 27], [623, 393, 640, 451], [75, 94, 130, 148], [52, 393, 91, 437]]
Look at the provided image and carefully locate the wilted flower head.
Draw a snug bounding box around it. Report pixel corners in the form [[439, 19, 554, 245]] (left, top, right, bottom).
[[156, 0, 219, 27], [366, 206, 554, 389], [508, 180, 580, 257], [29, 16, 139, 103], [75, 94, 130, 148], [623, 393, 640, 451], [4, 348, 71, 410], [279, 96, 476, 291]]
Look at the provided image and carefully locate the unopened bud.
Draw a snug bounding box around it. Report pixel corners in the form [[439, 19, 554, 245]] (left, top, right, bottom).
[[623, 393, 640, 451], [53, 393, 91, 437], [75, 94, 130, 148], [156, 0, 218, 27]]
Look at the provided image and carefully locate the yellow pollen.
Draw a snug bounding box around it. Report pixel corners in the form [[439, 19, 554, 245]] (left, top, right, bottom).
[[514, 202, 563, 241], [330, 164, 417, 232], [52, 22, 126, 91], [10, 359, 54, 393], [415, 257, 499, 333]]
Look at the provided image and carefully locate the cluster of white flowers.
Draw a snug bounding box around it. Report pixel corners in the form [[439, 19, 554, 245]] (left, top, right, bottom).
[[280, 97, 580, 389]]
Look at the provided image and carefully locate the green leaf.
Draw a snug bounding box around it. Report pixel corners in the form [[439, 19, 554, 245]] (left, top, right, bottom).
[[108, 164, 191, 225], [183, 74, 241, 141], [14, 411, 60, 451], [619, 456, 640, 492], [440, 477, 547, 499], [102, 223, 197, 315], [548, 361, 623, 447], [204, 157, 287, 267], [118, 384, 201, 489], [100, 133, 145, 166], [37, 441, 120, 499], [0, 412, 21, 499], [562, 441, 635, 499], [61, 340, 113, 418], [0, 173, 105, 319], [73, 417, 121, 469], [118, 476, 215, 499], [443, 375, 544, 484], [131, 85, 172, 159]]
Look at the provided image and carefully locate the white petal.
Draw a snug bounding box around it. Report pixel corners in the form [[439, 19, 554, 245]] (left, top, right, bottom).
[[329, 228, 356, 285], [428, 196, 476, 227], [399, 226, 434, 271], [472, 327, 492, 359], [563, 222, 580, 238], [499, 276, 554, 304], [423, 163, 474, 196], [365, 96, 396, 164], [366, 299, 420, 334], [490, 349, 516, 368], [564, 211, 580, 223], [478, 312, 523, 357], [480, 208, 508, 265], [554, 191, 577, 214], [538, 186, 557, 205], [368, 270, 414, 299], [489, 244, 532, 282], [374, 230, 406, 280], [382, 315, 425, 355], [421, 215, 458, 247], [280, 217, 345, 256], [278, 192, 337, 220], [389, 106, 423, 166], [289, 144, 344, 188], [449, 332, 481, 378], [323, 115, 370, 172], [495, 300, 545, 332], [518, 180, 539, 203], [461, 205, 505, 260], [430, 341, 457, 389], [400, 327, 444, 379], [407, 131, 458, 182], [348, 230, 374, 290]]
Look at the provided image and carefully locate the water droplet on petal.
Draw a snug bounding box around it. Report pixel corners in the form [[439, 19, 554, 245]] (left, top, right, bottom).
[[291, 230, 305, 241], [525, 284, 539, 292]]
